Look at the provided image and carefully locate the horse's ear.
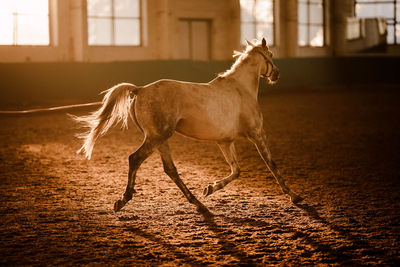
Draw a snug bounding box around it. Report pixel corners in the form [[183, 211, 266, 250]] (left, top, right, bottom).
[[233, 50, 242, 58], [245, 39, 255, 47], [262, 38, 267, 48]]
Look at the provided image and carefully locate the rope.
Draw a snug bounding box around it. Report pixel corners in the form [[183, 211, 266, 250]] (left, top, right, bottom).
[[0, 101, 102, 115]]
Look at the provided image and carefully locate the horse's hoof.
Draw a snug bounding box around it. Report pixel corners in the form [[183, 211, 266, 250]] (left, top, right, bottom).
[[198, 206, 213, 218], [291, 194, 304, 204], [196, 202, 212, 215], [114, 199, 125, 212], [196, 204, 207, 212], [203, 184, 214, 197]]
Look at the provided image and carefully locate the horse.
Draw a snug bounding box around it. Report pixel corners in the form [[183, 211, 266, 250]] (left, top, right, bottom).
[[73, 38, 303, 213]]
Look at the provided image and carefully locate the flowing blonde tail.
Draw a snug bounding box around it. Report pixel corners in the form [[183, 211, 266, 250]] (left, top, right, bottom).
[[73, 83, 139, 159]]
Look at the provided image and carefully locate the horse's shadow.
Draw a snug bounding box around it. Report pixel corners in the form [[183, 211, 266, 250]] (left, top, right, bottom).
[[205, 203, 392, 265], [294, 203, 391, 259], [122, 209, 260, 265], [121, 202, 394, 265], [201, 209, 359, 265], [199, 211, 261, 265], [123, 226, 205, 265]]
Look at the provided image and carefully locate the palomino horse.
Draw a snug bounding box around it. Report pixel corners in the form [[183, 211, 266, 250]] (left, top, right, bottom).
[[74, 38, 303, 213]]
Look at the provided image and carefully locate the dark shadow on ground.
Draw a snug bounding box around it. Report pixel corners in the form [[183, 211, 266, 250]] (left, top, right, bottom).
[[123, 226, 206, 265], [201, 213, 260, 265], [295, 203, 398, 265]]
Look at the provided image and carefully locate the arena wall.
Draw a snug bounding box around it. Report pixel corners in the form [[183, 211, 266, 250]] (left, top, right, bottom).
[[0, 57, 399, 106]]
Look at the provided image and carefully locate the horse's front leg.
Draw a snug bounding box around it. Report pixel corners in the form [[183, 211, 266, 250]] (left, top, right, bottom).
[[249, 130, 304, 204], [203, 141, 240, 197]]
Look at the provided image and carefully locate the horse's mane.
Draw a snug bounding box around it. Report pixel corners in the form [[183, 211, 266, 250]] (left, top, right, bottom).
[[219, 43, 255, 78]]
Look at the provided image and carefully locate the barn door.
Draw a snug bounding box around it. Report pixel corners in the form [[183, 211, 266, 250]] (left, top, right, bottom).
[[178, 19, 211, 61]]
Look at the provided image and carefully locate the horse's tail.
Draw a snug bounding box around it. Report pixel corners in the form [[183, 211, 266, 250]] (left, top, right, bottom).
[[73, 83, 140, 159]]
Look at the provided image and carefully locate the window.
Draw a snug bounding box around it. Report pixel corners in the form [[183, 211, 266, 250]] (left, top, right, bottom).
[[355, 0, 400, 44], [240, 0, 274, 45], [298, 0, 324, 47], [87, 0, 142, 46], [0, 0, 50, 45]]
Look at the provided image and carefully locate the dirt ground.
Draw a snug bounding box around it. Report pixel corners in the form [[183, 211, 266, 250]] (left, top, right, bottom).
[[1, 86, 399, 266]]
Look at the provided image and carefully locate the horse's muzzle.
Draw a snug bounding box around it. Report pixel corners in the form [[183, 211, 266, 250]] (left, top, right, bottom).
[[267, 67, 280, 85]]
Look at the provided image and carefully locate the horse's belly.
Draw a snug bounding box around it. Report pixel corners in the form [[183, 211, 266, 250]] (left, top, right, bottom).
[[175, 117, 236, 141]]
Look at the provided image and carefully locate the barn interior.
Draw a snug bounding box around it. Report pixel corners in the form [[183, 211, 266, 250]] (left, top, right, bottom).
[[0, 0, 399, 265], [0, 0, 399, 104]]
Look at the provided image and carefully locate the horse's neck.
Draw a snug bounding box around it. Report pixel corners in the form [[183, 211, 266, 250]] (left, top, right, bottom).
[[225, 57, 261, 99]]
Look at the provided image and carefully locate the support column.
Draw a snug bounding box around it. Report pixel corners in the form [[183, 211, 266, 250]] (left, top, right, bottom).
[[279, 0, 298, 58], [69, 0, 88, 61], [230, 0, 241, 52], [156, 0, 170, 59], [331, 0, 353, 56]]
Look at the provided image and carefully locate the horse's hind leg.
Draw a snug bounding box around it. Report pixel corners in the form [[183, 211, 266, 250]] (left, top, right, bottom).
[[158, 142, 209, 213], [249, 131, 304, 204], [114, 139, 156, 212], [203, 142, 240, 197]]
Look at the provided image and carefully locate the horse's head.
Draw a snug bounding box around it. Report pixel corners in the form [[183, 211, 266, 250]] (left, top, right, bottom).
[[247, 38, 280, 85]]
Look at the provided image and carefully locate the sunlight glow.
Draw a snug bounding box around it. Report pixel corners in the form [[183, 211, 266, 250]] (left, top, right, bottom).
[[298, 1, 324, 47], [87, 0, 141, 46], [310, 28, 324, 47], [240, 0, 274, 45], [255, 0, 273, 23], [0, 0, 49, 45], [355, 1, 400, 44]]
